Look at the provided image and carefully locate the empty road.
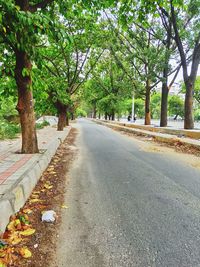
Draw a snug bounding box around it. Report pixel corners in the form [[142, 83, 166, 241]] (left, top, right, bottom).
[[52, 119, 200, 267]]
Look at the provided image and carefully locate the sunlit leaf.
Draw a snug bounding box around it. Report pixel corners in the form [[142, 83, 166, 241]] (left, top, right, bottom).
[[19, 247, 32, 258], [20, 229, 35, 236]]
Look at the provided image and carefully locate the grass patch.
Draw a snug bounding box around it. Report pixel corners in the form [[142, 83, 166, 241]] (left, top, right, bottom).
[[36, 120, 50, 129]]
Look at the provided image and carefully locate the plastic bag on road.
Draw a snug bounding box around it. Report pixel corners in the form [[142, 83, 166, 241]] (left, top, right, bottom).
[[41, 210, 57, 223]]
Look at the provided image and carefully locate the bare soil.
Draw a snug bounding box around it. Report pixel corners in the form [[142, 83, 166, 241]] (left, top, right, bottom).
[[1, 128, 78, 267]]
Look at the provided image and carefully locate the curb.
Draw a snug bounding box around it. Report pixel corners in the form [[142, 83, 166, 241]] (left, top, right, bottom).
[[94, 120, 200, 151], [0, 127, 71, 232], [96, 119, 200, 140]]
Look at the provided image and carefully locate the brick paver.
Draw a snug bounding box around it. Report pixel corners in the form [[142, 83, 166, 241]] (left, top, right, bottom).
[[0, 125, 66, 194]]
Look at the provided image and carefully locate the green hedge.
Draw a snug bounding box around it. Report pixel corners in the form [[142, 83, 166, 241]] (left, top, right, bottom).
[[0, 120, 20, 139]]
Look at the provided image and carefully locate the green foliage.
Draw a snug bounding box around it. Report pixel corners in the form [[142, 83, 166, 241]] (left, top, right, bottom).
[[0, 96, 18, 119], [0, 119, 20, 139], [194, 109, 200, 121], [36, 120, 50, 129], [193, 76, 200, 104], [168, 95, 184, 119], [0, 0, 199, 132], [151, 93, 161, 119], [75, 108, 87, 117], [134, 98, 145, 118]]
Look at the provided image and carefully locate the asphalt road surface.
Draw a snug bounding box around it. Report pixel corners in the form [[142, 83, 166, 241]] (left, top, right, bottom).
[[53, 119, 200, 267]]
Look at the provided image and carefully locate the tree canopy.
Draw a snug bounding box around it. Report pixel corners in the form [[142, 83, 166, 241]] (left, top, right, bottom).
[[0, 0, 200, 152]]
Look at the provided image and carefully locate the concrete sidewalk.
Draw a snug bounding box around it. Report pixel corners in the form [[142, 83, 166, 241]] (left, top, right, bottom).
[[0, 125, 71, 232], [93, 119, 200, 150]]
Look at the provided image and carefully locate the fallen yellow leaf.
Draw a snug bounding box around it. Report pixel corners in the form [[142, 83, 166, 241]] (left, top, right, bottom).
[[23, 208, 33, 214], [8, 233, 22, 245], [40, 189, 46, 192], [19, 247, 32, 258], [20, 229, 35, 236], [29, 199, 41, 203], [44, 183, 53, 190], [31, 194, 39, 199], [14, 219, 21, 226], [32, 191, 40, 194], [7, 221, 15, 231], [0, 260, 6, 267], [61, 205, 69, 209]]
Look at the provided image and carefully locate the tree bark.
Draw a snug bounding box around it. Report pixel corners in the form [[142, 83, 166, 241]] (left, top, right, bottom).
[[145, 80, 151, 125], [15, 50, 39, 153], [184, 79, 194, 129], [105, 113, 108, 120], [160, 83, 169, 127], [170, 2, 195, 129], [66, 113, 69, 126], [93, 106, 97, 119], [56, 102, 67, 131], [71, 113, 75, 120], [111, 111, 115, 121]]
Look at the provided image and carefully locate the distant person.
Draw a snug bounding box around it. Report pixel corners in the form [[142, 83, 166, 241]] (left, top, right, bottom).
[[127, 115, 131, 121], [134, 116, 136, 122]]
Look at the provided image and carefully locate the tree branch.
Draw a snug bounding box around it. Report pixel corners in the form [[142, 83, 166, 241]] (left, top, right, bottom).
[[29, 0, 54, 12]]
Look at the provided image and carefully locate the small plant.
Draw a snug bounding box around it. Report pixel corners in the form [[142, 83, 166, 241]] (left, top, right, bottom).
[[36, 120, 50, 129], [0, 120, 20, 139]]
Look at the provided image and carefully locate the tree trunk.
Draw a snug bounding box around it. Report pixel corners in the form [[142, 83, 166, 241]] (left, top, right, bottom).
[[160, 83, 169, 127], [93, 106, 97, 119], [111, 111, 115, 121], [57, 110, 67, 131], [71, 113, 75, 120], [98, 113, 101, 119], [56, 103, 67, 131], [105, 113, 108, 120], [66, 113, 69, 126], [15, 50, 39, 153], [145, 81, 151, 125], [184, 79, 194, 129]]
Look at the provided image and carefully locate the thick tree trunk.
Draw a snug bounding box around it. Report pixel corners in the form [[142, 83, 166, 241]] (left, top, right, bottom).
[[15, 50, 39, 153], [145, 81, 151, 125], [184, 80, 194, 129], [160, 83, 169, 127], [57, 110, 67, 131], [56, 103, 67, 131]]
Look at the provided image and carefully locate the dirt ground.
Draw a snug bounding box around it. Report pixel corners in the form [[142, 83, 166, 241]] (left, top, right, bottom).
[[0, 128, 78, 267]]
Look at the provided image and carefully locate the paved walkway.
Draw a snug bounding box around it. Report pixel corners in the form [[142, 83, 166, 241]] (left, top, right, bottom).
[[0, 126, 65, 193], [0, 125, 71, 231]]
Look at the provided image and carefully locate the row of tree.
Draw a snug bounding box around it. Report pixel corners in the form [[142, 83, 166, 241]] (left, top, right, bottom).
[[0, 0, 200, 153]]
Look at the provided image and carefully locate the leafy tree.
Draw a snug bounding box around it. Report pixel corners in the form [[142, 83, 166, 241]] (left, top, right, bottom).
[[134, 98, 145, 118], [0, 0, 56, 152], [168, 95, 184, 120], [0, 0, 116, 152], [151, 93, 161, 119], [193, 76, 200, 104]]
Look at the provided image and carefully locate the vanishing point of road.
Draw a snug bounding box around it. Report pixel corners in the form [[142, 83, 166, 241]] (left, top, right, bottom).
[[52, 119, 200, 267]]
